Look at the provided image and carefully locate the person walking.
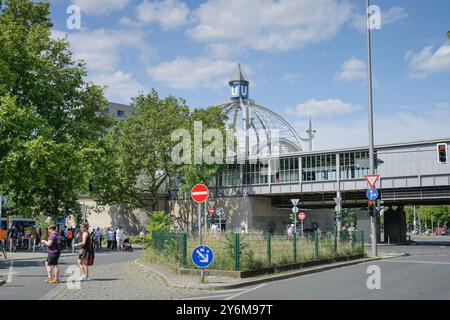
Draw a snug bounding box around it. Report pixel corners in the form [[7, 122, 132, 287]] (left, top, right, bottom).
[[7, 224, 18, 252], [115, 226, 124, 251], [41, 225, 61, 284], [67, 228, 73, 249], [106, 227, 114, 251], [74, 223, 93, 281], [93, 227, 101, 252]]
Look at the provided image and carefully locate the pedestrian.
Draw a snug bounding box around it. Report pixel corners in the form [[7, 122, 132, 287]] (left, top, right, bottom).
[[112, 230, 117, 251], [7, 224, 18, 252], [41, 225, 61, 284], [74, 223, 93, 281], [210, 223, 219, 235], [106, 227, 114, 251], [67, 228, 73, 249], [115, 226, 124, 251], [93, 227, 102, 251], [287, 224, 295, 240]]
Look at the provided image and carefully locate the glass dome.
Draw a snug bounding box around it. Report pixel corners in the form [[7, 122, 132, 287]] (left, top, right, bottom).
[[220, 64, 304, 159]]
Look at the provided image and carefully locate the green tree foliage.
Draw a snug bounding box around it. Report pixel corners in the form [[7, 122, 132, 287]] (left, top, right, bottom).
[[406, 205, 450, 230], [93, 89, 228, 212], [146, 210, 171, 233], [93, 90, 190, 210], [0, 0, 111, 217], [176, 105, 228, 192]]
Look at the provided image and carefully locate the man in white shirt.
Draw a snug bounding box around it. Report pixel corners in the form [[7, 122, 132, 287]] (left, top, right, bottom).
[[116, 226, 124, 251]]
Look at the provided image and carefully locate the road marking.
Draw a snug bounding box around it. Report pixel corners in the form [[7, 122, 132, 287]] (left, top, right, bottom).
[[384, 260, 450, 265], [224, 284, 266, 300], [181, 293, 237, 300]]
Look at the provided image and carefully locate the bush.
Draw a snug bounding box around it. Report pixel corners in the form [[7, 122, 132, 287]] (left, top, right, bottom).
[[146, 211, 171, 237]]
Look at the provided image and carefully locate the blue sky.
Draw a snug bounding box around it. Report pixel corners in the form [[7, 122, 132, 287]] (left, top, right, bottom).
[[49, 0, 450, 150]]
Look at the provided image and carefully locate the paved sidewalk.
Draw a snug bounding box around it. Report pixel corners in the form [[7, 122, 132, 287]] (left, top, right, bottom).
[[40, 260, 214, 300], [3, 250, 78, 262], [136, 252, 407, 291]]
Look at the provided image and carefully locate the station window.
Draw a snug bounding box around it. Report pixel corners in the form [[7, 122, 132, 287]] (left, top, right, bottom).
[[301, 153, 336, 181], [339, 151, 370, 179], [117, 110, 125, 118], [271, 157, 299, 183]]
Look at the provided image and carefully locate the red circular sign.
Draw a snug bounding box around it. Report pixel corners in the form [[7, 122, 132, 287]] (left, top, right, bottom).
[[298, 212, 306, 220], [191, 184, 209, 203], [209, 207, 214, 214]]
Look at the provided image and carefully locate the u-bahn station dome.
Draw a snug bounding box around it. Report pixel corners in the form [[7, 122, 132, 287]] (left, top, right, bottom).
[[221, 64, 303, 158]]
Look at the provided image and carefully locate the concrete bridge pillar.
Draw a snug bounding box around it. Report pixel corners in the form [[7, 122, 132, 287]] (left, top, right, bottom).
[[384, 206, 407, 243]]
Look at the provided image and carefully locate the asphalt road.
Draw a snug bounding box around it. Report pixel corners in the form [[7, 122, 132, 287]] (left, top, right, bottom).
[[184, 245, 450, 300], [0, 249, 142, 300]]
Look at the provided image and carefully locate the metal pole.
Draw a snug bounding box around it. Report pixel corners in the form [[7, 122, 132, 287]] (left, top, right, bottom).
[[413, 205, 417, 233], [198, 203, 204, 282], [366, 0, 377, 257]]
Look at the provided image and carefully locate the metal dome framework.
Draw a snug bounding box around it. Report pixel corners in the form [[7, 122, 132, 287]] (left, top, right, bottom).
[[220, 63, 314, 160], [222, 100, 303, 158]]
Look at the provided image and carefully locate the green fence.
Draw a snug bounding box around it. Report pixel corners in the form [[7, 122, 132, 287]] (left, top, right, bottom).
[[150, 230, 365, 272]]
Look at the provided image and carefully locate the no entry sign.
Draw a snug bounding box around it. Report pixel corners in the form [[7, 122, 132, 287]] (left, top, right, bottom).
[[191, 184, 209, 203], [298, 212, 306, 220], [209, 207, 214, 215]]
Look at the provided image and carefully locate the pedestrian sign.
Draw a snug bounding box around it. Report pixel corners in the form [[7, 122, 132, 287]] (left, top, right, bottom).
[[191, 245, 214, 268], [366, 188, 379, 201]]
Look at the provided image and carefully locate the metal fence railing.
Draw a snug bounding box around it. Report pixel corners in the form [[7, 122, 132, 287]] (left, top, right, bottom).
[[150, 230, 365, 272]]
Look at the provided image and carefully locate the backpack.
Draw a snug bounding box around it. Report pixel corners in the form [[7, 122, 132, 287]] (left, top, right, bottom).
[[56, 234, 67, 251]]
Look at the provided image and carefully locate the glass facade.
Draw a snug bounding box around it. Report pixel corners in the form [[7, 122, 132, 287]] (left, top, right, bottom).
[[216, 150, 371, 187], [271, 157, 299, 183], [302, 153, 336, 181], [243, 161, 269, 185], [339, 151, 370, 179], [218, 164, 241, 187]]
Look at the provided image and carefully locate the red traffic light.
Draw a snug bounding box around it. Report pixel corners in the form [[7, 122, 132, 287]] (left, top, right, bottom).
[[439, 145, 445, 151], [368, 200, 374, 206]]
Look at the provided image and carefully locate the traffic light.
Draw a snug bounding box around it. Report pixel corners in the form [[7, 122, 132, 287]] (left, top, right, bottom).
[[368, 200, 375, 216], [289, 213, 296, 222], [437, 143, 447, 164]]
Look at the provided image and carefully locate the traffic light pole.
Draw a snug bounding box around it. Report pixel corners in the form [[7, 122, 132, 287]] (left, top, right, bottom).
[[366, 0, 377, 257]]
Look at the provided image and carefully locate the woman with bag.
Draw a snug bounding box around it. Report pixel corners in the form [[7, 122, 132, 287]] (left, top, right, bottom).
[[74, 223, 94, 281]]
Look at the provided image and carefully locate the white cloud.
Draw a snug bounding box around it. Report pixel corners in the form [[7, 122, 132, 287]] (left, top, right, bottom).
[[296, 104, 450, 150], [289, 98, 361, 117], [136, 0, 190, 30], [91, 71, 145, 103], [336, 56, 366, 82], [350, 6, 408, 32], [405, 44, 450, 79], [52, 29, 155, 72], [188, 0, 352, 51], [147, 57, 236, 90], [72, 0, 130, 16], [281, 73, 300, 85]]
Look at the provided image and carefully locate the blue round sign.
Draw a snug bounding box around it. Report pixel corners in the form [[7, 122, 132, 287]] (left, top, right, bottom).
[[366, 188, 379, 201], [191, 245, 214, 269]]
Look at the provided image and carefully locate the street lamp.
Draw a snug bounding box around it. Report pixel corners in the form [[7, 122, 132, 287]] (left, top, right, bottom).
[[366, 0, 377, 257]]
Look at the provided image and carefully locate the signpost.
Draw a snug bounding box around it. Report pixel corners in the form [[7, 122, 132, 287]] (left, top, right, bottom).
[[334, 196, 342, 232], [291, 199, 300, 234], [365, 174, 380, 257], [298, 212, 305, 236], [192, 245, 214, 269], [366, 188, 379, 201], [191, 184, 209, 282]]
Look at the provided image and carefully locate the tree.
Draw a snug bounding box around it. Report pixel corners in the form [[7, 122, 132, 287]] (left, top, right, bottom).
[[93, 90, 190, 211], [447, 30, 450, 40], [176, 105, 228, 192], [0, 0, 111, 217]]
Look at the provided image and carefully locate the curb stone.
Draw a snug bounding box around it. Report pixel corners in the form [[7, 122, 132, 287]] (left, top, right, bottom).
[[0, 277, 5, 287], [135, 252, 407, 291]]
